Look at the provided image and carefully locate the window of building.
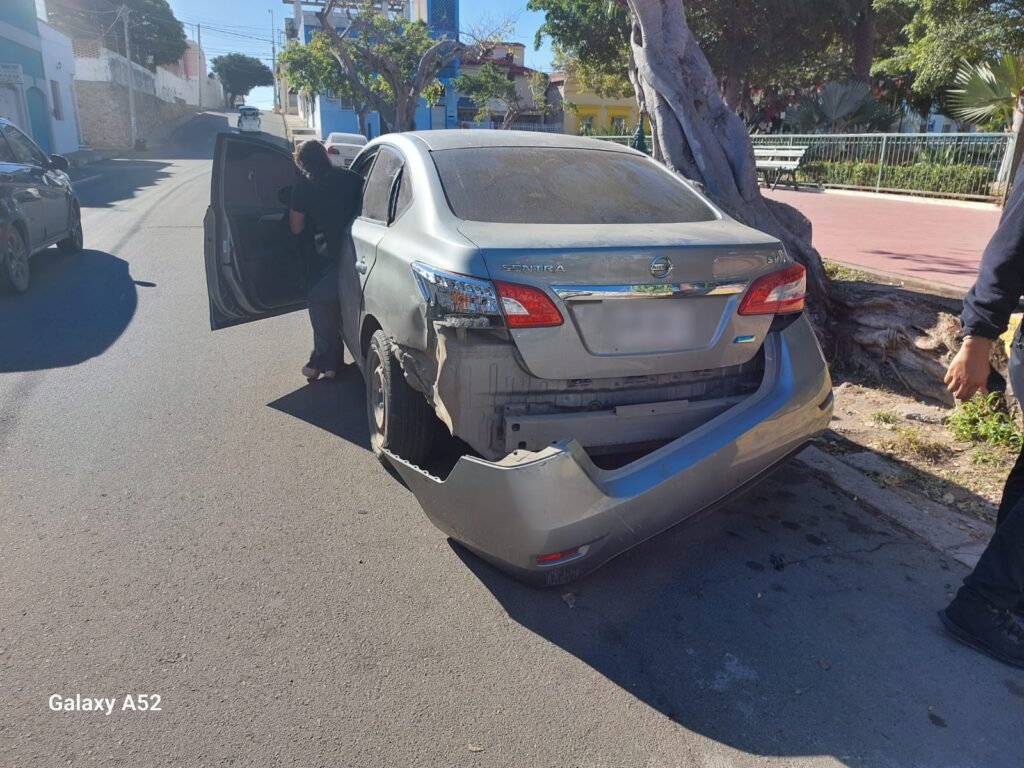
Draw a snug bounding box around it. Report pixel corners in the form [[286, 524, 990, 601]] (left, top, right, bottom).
[[611, 116, 627, 135], [578, 116, 595, 135], [50, 80, 63, 121]]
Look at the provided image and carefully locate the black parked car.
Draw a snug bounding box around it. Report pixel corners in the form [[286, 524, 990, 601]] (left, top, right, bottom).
[[0, 117, 83, 293]]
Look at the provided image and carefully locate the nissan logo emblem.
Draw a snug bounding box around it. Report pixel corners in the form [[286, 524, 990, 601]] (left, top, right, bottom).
[[649, 256, 673, 279]]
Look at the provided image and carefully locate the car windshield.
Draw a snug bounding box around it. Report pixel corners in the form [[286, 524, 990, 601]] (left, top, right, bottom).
[[431, 147, 717, 225]]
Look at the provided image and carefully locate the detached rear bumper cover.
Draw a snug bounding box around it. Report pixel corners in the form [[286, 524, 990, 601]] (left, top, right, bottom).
[[385, 316, 833, 585]]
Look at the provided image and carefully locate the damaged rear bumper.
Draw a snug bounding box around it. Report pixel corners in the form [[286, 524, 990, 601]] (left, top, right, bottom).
[[385, 315, 833, 586]]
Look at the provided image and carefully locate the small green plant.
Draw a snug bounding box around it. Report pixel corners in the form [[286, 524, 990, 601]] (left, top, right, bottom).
[[947, 393, 1023, 450], [883, 427, 952, 464], [972, 448, 1005, 466], [871, 410, 899, 426], [823, 261, 874, 283]]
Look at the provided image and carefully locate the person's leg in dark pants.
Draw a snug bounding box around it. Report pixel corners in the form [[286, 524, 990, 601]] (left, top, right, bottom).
[[942, 450, 1024, 667], [303, 261, 341, 379]]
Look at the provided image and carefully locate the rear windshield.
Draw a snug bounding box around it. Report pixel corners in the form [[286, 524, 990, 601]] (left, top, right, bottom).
[[431, 147, 717, 225]]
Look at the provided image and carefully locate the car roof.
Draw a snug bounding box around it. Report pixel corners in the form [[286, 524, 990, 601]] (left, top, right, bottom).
[[400, 129, 637, 154]]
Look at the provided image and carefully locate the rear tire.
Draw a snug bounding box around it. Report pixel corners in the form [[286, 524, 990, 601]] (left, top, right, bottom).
[[366, 330, 437, 467], [57, 205, 83, 253], [1, 226, 30, 293]]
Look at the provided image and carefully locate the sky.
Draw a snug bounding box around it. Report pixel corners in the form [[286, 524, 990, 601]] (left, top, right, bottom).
[[166, 0, 554, 109]]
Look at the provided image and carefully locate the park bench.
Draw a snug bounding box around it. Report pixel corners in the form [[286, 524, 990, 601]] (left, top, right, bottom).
[[754, 146, 809, 191]]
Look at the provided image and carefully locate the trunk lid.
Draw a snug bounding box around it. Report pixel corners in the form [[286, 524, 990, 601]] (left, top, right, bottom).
[[458, 220, 786, 380]]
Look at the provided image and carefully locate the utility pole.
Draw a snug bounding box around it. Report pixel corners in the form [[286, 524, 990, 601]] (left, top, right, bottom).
[[121, 5, 138, 148], [196, 23, 202, 110], [269, 9, 277, 111]]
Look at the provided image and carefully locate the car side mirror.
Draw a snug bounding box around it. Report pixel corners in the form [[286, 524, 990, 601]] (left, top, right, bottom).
[[278, 186, 292, 206], [48, 154, 69, 172]]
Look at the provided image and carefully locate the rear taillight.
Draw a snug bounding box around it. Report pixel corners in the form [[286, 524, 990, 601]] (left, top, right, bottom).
[[495, 281, 564, 328], [738, 263, 806, 316], [410, 263, 564, 329], [327, 145, 340, 154]]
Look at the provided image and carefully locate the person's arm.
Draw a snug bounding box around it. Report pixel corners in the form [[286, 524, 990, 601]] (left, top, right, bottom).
[[946, 171, 1024, 400], [289, 176, 308, 235]]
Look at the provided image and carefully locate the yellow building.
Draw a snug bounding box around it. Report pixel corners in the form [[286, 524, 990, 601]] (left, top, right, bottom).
[[547, 72, 641, 136]]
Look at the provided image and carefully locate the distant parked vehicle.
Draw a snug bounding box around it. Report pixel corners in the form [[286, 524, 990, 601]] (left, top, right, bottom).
[[236, 107, 261, 133], [324, 131, 368, 168], [0, 118, 83, 294]]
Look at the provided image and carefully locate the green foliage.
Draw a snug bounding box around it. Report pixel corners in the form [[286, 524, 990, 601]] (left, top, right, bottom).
[[316, 1, 459, 131], [947, 393, 1024, 450], [453, 63, 550, 128], [786, 81, 896, 133], [874, 0, 1024, 97], [279, 33, 380, 114], [211, 53, 274, 103], [948, 54, 1024, 130], [454, 63, 518, 123], [799, 159, 995, 194], [872, 410, 900, 425], [49, 0, 187, 67], [527, 0, 631, 97]]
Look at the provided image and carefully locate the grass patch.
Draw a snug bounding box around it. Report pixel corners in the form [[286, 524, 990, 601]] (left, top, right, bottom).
[[972, 448, 1008, 467], [824, 261, 874, 283], [947, 393, 1023, 451], [871, 410, 899, 426], [881, 427, 953, 464]]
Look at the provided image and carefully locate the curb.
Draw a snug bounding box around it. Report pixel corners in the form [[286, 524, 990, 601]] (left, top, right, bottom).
[[825, 259, 968, 301], [796, 445, 992, 569]]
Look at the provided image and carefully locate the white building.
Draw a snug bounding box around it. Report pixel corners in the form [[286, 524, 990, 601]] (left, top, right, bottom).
[[37, 9, 80, 154]]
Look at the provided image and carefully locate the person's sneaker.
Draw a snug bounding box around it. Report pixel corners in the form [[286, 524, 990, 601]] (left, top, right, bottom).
[[323, 370, 337, 381], [302, 364, 321, 381], [940, 594, 1024, 669]]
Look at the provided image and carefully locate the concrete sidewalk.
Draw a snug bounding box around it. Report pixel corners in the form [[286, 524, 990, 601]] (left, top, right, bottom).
[[766, 188, 1001, 291]]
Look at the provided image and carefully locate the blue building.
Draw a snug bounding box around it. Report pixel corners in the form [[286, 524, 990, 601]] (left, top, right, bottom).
[[287, 0, 460, 139], [0, 0, 53, 152]]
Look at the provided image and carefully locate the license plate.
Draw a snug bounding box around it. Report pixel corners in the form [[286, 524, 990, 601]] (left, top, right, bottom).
[[599, 300, 703, 353]]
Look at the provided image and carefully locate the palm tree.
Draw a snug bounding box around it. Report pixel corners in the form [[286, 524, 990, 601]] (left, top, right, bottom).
[[947, 54, 1024, 130], [784, 81, 896, 134], [948, 54, 1024, 186]]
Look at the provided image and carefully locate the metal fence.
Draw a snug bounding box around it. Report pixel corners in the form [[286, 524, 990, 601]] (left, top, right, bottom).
[[752, 133, 1014, 202], [458, 120, 565, 133], [593, 132, 1016, 203]]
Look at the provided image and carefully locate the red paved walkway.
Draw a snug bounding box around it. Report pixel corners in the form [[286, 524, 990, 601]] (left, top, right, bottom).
[[764, 188, 1001, 290]]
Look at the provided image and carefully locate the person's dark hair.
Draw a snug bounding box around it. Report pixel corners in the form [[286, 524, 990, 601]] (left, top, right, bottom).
[[294, 140, 333, 182]]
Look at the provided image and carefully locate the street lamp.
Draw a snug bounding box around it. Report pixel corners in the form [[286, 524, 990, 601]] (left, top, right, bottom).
[[270, 9, 278, 111]]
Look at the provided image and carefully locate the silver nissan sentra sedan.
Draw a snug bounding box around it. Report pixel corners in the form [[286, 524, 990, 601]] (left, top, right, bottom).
[[203, 130, 833, 585]]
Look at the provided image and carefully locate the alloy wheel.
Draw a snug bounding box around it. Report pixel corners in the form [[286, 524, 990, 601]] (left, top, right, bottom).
[[6, 230, 29, 292]]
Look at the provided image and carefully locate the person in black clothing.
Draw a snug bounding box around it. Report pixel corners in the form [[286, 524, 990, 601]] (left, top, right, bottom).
[[289, 140, 362, 381], [941, 168, 1024, 668]]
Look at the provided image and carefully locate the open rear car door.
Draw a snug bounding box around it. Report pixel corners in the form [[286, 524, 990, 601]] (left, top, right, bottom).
[[204, 132, 314, 330]]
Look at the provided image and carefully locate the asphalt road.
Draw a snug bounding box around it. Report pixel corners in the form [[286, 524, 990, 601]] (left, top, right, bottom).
[[1, 112, 1022, 767]]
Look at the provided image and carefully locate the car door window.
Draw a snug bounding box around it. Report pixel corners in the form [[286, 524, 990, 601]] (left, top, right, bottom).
[[3, 126, 45, 167], [360, 148, 403, 223], [392, 169, 413, 222], [0, 134, 16, 164]]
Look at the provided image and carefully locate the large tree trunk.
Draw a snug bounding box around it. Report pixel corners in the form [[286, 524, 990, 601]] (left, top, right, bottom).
[[622, 0, 961, 404], [852, 3, 877, 82]]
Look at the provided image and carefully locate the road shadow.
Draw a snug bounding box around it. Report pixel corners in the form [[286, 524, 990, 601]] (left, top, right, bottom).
[[452, 464, 1024, 766], [267, 367, 371, 449], [0, 247, 137, 372], [73, 159, 174, 209]]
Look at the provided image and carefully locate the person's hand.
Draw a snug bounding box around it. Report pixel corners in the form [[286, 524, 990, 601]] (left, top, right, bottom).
[[945, 336, 994, 401]]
